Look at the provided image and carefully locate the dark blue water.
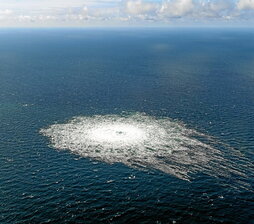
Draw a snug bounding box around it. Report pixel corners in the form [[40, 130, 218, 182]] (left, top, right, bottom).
[[0, 28, 253, 223]]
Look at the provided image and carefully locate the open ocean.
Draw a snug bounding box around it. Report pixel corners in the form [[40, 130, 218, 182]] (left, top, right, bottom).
[[0, 28, 253, 223]]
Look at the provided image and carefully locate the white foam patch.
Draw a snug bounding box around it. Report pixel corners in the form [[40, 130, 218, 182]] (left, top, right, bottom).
[[40, 113, 246, 181]]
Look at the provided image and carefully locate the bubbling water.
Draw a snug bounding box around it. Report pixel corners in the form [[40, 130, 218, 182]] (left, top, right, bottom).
[[88, 124, 146, 146], [40, 113, 247, 182]]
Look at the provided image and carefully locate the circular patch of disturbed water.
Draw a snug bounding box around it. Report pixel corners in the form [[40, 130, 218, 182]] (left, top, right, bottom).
[[40, 113, 249, 186]]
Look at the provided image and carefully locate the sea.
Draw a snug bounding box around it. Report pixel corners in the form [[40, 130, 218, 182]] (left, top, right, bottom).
[[0, 28, 253, 223]]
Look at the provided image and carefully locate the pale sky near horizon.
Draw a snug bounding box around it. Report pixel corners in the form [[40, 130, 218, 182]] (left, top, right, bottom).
[[0, 0, 254, 27]]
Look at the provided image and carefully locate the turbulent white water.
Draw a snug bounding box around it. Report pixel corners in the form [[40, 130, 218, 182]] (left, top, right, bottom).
[[40, 113, 246, 181]]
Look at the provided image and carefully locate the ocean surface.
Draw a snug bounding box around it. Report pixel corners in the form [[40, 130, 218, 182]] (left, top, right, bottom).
[[0, 28, 253, 223]]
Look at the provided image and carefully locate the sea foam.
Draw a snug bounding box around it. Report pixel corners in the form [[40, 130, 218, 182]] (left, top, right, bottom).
[[40, 113, 247, 182]]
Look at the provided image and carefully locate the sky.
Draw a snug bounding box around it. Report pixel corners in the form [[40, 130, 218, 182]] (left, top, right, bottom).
[[0, 0, 254, 27]]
